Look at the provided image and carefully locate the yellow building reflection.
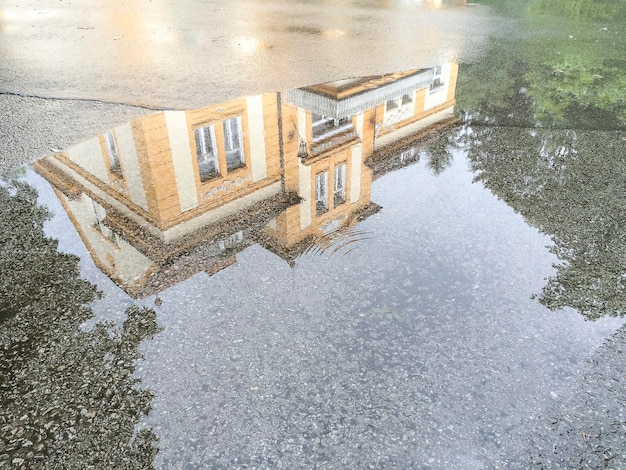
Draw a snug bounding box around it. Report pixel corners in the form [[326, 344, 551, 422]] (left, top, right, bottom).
[[34, 63, 458, 297]]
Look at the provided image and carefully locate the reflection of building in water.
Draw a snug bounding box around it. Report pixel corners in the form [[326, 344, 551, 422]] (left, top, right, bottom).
[[258, 63, 458, 263], [34, 94, 293, 297], [34, 64, 458, 296]]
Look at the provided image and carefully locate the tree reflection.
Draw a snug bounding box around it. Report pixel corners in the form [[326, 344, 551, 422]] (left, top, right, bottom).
[[453, 0, 626, 319], [528, 0, 626, 21], [0, 180, 159, 468], [424, 132, 456, 176], [477, 0, 626, 19], [458, 0, 626, 130], [460, 126, 626, 320]]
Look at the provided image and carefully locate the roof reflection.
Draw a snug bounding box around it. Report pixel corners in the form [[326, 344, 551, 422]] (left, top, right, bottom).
[[34, 63, 458, 298]]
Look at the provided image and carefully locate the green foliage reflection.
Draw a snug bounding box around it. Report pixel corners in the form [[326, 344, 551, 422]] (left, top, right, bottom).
[[528, 0, 626, 21], [457, 0, 626, 129]]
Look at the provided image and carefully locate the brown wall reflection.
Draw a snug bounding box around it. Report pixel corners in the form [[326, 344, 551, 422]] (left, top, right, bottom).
[[34, 63, 458, 298]]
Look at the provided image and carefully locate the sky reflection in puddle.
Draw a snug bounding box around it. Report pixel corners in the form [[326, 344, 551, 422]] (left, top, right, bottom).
[[10, 59, 623, 467]]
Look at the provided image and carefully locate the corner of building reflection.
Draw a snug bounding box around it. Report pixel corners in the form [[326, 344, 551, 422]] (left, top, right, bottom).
[[33, 62, 459, 298]]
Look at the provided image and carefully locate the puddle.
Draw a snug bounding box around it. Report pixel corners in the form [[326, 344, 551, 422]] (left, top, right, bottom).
[[28, 66, 459, 301], [1, 1, 625, 468]]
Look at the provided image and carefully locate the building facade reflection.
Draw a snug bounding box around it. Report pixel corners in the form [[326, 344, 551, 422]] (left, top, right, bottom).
[[34, 63, 458, 297]]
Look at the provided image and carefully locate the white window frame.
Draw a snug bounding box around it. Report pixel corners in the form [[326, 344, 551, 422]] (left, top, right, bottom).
[[315, 171, 329, 216], [385, 99, 399, 111], [90, 198, 118, 246], [195, 125, 219, 182], [104, 132, 123, 177], [429, 65, 444, 93], [334, 164, 346, 207], [312, 113, 353, 143], [223, 116, 245, 171]]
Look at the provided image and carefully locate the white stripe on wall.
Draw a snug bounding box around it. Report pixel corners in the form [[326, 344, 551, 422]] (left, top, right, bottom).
[[299, 161, 312, 229], [298, 107, 312, 229], [164, 111, 199, 213], [67, 137, 109, 183], [115, 122, 149, 212], [350, 144, 362, 203], [424, 63, 451, 110], [246, 95, 268, 182], [356, 112, 364, 139], [298, 107, 307, 147]]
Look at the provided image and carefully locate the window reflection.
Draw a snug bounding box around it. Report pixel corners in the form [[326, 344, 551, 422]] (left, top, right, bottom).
[[316, 171, 329, 216], [223, 116, 245, 171], [104, 132, 123, 178], [334, 164, 346, 207], [194, 125, 219, 182]]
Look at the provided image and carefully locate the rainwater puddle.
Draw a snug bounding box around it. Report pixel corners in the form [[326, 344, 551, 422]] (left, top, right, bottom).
[[1, 1, 626, 469]]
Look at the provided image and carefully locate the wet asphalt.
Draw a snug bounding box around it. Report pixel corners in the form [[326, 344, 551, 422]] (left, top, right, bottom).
[[0, 0, 502, 167], [1, 1, 625, 468]]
